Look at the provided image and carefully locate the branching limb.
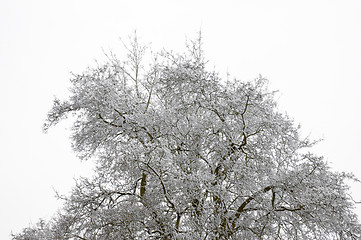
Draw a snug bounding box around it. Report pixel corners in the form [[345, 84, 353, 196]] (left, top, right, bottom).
[[144, 162, 176, 210], [98, 113, 123, 128], [233, 185, 274, 226]]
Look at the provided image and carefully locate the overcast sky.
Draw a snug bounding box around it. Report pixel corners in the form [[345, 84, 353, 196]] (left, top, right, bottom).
[[1, 0, 361, 238]]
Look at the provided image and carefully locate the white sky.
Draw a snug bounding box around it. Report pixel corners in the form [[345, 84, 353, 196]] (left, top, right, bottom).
[[1, 0, 361, 238]]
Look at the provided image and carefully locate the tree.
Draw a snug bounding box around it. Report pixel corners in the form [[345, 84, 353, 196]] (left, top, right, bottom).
[[13, 34, 361, 239]]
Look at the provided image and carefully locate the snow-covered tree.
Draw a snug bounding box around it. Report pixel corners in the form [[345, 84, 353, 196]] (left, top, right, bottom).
[[13, 34, 360, 239]]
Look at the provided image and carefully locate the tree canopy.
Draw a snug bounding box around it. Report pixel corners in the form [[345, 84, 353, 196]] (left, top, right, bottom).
[[13, 34, 360, 239]]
